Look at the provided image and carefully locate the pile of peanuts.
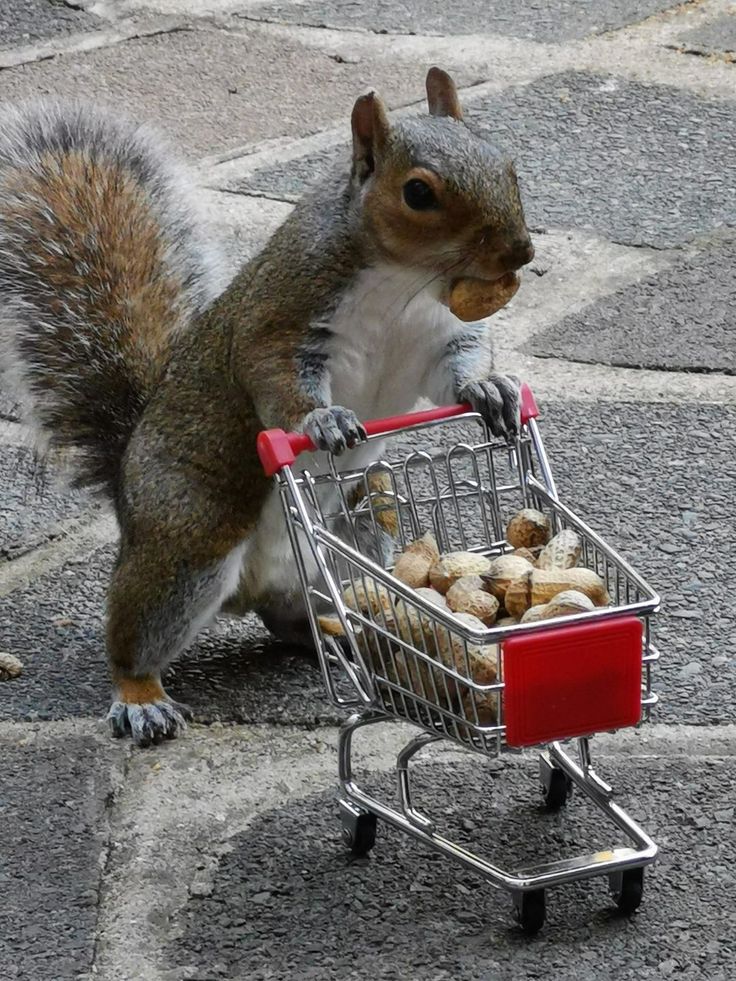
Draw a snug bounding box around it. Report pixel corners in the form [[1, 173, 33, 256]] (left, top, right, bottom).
[[390, 508, 608, 626], [320, 509, 609, 724]]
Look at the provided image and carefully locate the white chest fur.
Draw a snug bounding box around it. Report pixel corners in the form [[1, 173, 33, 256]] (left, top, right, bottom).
[[327, 262, 460, 417], [239, 263, 466, 615]]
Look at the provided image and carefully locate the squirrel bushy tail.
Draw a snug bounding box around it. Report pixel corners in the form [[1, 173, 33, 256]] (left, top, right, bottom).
[[0, 101, 226, 494]]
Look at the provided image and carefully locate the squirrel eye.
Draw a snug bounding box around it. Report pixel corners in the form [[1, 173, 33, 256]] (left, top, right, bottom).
[[403, 178, 438, 211]]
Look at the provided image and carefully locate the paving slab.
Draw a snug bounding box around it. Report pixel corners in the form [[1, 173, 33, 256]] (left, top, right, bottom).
[[0, 0, 101, 50], [0, 442, 99, 561], [166, 748, 736, 980], [677, 13, 736, 55], [234, 71, 736, 249], [0, 401, 733, 729], [0, 725, 126, 981], [0, 543, 337, 726], [525, 231, 736, 373], [0, 24, 477, 157], [244, 0, 681, 43]]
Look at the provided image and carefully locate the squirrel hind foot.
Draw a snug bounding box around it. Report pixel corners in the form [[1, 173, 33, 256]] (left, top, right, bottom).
[[106, 694, 193, 746]]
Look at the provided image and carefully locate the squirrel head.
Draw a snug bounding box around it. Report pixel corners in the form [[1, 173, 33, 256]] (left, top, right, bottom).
[[351, 68, 533, 284]]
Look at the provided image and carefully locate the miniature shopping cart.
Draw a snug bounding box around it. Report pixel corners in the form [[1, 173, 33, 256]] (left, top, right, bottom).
[[257, 384, 660, 933]]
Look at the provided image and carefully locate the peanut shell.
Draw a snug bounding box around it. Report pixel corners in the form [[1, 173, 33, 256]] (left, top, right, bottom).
[[537, 529, 582, 571], [429, 551, 492, 594], [543, 589, 595, 618], [0, 652, 23, 680], [481, 554, 534, 601], [414, 586, 448, 609], [343, 580, 395, 618], [446, 576, 500, 626], [520, 604, 549, 624], [510, 547, 539, 566], [531, 568, 609, 608], [504, 571, 534, 618], [506, 509, 551, 549], [448, 271, 519, 322], [393, 532, 440, 588]]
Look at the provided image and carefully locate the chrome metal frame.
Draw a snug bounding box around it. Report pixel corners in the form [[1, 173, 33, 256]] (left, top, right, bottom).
[[275, 410, 661, 923]]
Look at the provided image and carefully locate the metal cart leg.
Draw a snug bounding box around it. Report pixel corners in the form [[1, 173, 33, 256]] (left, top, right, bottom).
[[336, 716, 657, 932]]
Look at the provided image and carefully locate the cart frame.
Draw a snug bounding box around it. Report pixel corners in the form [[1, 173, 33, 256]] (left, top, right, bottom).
[[257, 385, 661, 932]]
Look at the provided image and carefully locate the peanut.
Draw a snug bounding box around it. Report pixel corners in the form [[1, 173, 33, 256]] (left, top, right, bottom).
[[429, 551, 492, 594], [393, 532, 440, 589], [448, 271, 519, 322], [446, 576, 500, 626], [537, 529, 582, 571], [482, 554, 534, 601], [506, 508, 551, 549]]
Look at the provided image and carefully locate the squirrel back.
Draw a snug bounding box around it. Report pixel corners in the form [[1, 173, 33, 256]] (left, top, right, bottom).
[[0, 101, 226, 494]]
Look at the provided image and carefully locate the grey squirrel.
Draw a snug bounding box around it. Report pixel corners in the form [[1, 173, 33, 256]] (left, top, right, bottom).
[[0, 68, 534, 746]]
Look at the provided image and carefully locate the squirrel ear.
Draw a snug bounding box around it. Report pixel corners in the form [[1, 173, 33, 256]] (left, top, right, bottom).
[[426, 67, 463, 121], [351, 91, 390, 181]]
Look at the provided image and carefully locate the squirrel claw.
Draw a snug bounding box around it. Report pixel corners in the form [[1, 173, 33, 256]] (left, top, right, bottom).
[[106, 698, 192, 746], [303, 406, 367, 455], [459, 374, 520, 442]]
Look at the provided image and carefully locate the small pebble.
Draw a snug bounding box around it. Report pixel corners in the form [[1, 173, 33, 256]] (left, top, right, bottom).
[[0, 652, 23, 680]]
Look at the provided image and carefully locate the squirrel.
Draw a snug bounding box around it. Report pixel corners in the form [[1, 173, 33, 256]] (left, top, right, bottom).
[[0, 68, 534, 746]]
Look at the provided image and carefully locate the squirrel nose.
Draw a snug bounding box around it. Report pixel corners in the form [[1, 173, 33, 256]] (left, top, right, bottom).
[[505, 236, 535, 270]]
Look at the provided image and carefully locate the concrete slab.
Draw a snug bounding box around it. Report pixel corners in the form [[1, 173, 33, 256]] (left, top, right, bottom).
[[0, 724, 126, 981], [0, 443, 99, 561], [164, 743, 736, 980], [678, 13, 736, 55], [244, 0, 682, 43], [0, 24, 477, 157], [90, 723, 736, 981], [525, 232, 736, 374], [0, 0, 100, 50], [235, 71, 736, 249], [0, 543, 337, 726]]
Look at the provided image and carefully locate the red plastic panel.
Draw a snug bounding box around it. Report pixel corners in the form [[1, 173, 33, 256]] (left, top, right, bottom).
[[503, 616, 643, 748]]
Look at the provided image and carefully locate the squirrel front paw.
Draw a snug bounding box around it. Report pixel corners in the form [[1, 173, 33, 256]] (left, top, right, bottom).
[[458, 374, 521, 441], [303, 406, 367, 455], [106, 698, 193, 747]]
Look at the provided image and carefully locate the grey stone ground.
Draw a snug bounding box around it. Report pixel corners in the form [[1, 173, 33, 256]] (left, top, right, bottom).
[[0, 1, 735, 979]]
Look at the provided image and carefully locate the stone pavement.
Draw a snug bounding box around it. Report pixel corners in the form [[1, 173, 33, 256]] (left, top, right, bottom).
[[0, 1, 735, 979]]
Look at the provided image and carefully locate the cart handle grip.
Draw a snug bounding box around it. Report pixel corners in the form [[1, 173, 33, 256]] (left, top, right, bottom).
[[257, 382, 539, 477]]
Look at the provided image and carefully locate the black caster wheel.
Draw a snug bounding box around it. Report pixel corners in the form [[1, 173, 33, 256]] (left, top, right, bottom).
[[343, 811, 377, 857], [542, 767, 572, 811], [514, 889, 546, 935], [611, 867, 644, 914]]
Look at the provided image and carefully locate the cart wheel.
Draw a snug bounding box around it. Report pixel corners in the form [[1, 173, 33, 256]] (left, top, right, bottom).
[[343, 811, 377, 857], [611, 867, 644, 914], [514, 889, 546, 935], [541, 767, 572, 811]]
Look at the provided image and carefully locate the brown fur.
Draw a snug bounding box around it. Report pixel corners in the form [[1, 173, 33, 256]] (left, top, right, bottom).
[[114, 673, 166, 704], [3, 151, 181, 383]]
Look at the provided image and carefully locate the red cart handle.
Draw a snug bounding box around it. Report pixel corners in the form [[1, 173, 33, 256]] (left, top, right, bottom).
[[257, 382, 539, 477]]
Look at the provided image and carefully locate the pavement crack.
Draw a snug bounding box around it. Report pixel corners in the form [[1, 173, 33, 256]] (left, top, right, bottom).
[[88, 741, 133, 978], [664, 43, 735, 64], [530, 351, 735, 377]]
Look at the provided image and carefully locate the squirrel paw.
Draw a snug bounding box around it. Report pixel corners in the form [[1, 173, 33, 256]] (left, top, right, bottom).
[[303, 406, 367, 455], [458, 374, 520, 441], [106, 698, 193, 747]]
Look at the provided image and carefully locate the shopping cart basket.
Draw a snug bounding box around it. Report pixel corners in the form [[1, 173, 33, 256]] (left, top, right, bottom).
[[257, 384, 661, 933]]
